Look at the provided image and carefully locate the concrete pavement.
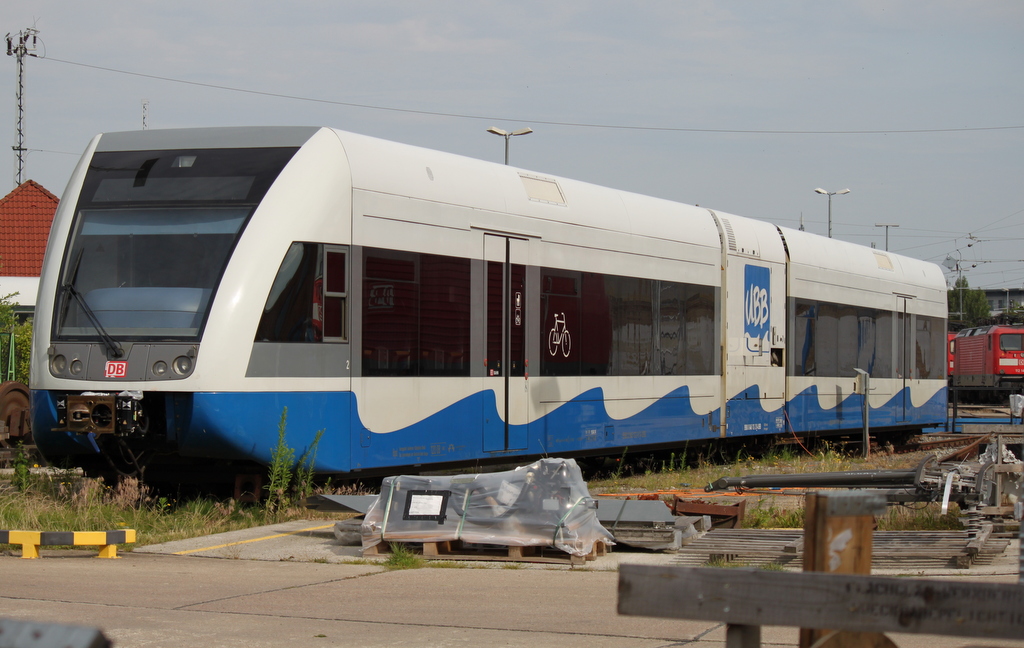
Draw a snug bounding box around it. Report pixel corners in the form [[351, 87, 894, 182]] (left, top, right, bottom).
[[1, 521, 1022, 648]]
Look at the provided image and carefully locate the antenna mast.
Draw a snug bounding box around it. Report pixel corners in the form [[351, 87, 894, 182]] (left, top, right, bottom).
[[6, 27, 40, 188]]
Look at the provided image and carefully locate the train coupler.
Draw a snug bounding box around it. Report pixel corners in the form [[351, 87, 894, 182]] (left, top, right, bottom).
[[57, 391, 145, 436]]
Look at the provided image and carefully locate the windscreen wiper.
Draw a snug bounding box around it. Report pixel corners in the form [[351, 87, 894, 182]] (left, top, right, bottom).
[[61, 282, 124, 359]]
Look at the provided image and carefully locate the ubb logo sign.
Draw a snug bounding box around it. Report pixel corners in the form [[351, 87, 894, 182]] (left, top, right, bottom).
[[744, 265, 770, 339]]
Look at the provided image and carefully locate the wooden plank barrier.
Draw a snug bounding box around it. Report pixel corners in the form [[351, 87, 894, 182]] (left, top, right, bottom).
[[617, 565, 1024, 645], [619, 490, 1024, 648], [0, 529, 136, 559]]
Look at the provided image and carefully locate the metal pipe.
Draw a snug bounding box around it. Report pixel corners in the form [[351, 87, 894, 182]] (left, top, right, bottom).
[[705, 469, 918, 492]]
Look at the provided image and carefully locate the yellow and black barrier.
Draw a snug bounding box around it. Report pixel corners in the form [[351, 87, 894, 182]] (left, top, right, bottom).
[[0, 529, 136, 559]]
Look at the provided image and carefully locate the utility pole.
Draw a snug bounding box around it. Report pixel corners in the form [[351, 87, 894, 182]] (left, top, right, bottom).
[[6, 27, 40, 188], [874, 223, 899, 251]]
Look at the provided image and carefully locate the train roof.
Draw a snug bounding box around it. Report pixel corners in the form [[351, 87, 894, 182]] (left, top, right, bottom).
[[777, 225, 946, 293], [89, 126, 944, 295], [95, 126, 321, 152], [329, 128, 727, 251], [956, 324, 1024, 337]]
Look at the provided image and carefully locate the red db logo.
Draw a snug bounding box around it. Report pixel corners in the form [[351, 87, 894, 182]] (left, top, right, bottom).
[[104, 360, 128, 378]]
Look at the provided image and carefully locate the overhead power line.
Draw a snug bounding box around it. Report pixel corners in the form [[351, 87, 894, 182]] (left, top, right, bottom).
[[42, 56, 1024, 136]]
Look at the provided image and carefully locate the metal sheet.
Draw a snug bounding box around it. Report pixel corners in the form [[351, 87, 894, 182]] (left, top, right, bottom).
[[304, 494, 379, 514], [596, 499, 676, 524]]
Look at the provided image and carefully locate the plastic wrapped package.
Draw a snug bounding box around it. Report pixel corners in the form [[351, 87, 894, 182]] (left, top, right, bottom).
[[361, 458, 615, 557]]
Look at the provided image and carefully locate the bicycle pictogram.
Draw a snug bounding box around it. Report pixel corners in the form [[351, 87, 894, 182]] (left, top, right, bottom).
[[547, 312, 571, 357]]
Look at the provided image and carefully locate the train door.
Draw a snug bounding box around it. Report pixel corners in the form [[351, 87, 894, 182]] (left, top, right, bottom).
[[896, 296, 912, 422], [483, 234, 529, 452], [723, 256, 788, 436]]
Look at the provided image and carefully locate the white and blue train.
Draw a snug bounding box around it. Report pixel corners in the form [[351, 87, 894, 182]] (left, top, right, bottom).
[[29, 126, 948, 482]]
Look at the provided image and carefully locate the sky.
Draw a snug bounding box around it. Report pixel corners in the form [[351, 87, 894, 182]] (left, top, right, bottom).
[[3, 1, 1023, 291]]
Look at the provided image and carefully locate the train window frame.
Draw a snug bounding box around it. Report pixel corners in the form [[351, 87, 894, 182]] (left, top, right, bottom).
[[322, 246, 348, 342], [255, 242, 349, 344], [788, 297, 899, 379], [1000, 333, 1023, 352]]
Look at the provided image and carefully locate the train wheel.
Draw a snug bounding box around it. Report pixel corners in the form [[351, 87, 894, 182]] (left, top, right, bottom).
[[0, 380, 31, 446]]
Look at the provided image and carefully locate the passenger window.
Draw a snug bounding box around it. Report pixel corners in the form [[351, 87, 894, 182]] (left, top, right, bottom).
[[256, 242, 347, 343]]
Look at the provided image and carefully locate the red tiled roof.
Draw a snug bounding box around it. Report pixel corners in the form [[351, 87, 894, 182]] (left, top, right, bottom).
[[0, 180, 58, 277]]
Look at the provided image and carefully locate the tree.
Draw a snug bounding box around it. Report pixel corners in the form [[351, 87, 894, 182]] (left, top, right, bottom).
[[1, 292, 33, 383], [947, 276, 990, 327]]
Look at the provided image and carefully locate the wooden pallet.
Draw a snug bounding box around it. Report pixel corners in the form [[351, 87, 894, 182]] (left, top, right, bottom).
[[363, 538, 609, 565], [671, 528, 1010, 570]]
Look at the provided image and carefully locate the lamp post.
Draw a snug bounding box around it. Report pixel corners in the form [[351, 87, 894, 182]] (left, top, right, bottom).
[[814, 188, 850, 238], [487, 127, 533, 165], [875, 223, 899, 251]]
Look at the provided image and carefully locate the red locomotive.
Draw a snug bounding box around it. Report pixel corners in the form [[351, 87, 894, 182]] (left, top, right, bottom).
[[949, 325, 1024, 401]]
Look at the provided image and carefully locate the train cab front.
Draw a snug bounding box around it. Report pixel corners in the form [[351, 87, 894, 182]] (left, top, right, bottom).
[[33, 343, 197, 475], [31, 129, 307, 477]]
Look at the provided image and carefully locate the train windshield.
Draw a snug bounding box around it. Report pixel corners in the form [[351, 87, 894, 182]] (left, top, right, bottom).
[[1000, 334, 1023, 352], [55, 146, 298, 341]]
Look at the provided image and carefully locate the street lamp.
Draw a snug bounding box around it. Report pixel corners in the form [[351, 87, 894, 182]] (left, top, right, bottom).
[[874, 223, 899, 251], [814, 188, 850, 238], [487, 127, 533, 165]]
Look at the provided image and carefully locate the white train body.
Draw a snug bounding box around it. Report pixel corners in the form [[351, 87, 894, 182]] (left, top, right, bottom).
[[29, 127, 947, 479]]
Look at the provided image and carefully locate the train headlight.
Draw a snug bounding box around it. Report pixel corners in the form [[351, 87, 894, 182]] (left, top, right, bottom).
[[50, 354, 67, 375], [152, 360, 168, 377], [172, 355, 193, 375], [70, 359, 84, 375]]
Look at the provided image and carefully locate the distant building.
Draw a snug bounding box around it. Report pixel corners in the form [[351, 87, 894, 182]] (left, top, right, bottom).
[[982, 287, 1024, 317], [0, 180, 59, 320]]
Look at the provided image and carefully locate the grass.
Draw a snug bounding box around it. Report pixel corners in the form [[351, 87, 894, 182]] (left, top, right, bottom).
[[743, 500, 805, 529], [1, 406, 346, 553], [2, 438, 964, 558], [877, 502, 963, 531], [587, 441, 964, 532], [382, 542, 423, 570], [587, 440, 911, 494], [0, 469, 352, 549]]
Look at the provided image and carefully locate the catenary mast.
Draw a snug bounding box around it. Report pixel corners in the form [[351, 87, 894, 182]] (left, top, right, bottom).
[[6, 27, 40, 188]]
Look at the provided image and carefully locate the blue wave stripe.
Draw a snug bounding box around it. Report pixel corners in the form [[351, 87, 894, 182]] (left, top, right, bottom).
[[30, 384, 946, 473]]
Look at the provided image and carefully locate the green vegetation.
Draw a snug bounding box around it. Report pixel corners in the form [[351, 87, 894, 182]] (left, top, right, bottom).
[[587, 442, 963, 532], [948, 275, 991, 327], [743, 501, 805, 529], [265, 408, 325, 516], [2, 432, 964, 560], [265, 409, 297, 514], [1, 292, 32, 383], [11, 443, 31, 492], [382, 542, 423, 570], [589, 440, 916, 492], [1, 413, 345, 552], [0, 468, 343, 549], [877, 502, 962, 531]]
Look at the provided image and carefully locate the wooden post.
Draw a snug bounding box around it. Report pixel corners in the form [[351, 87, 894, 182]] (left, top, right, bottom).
[[799, 491, 885, 648]]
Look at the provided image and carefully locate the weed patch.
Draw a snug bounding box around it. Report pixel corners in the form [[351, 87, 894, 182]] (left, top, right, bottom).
[[383, 542, 423, 570]]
